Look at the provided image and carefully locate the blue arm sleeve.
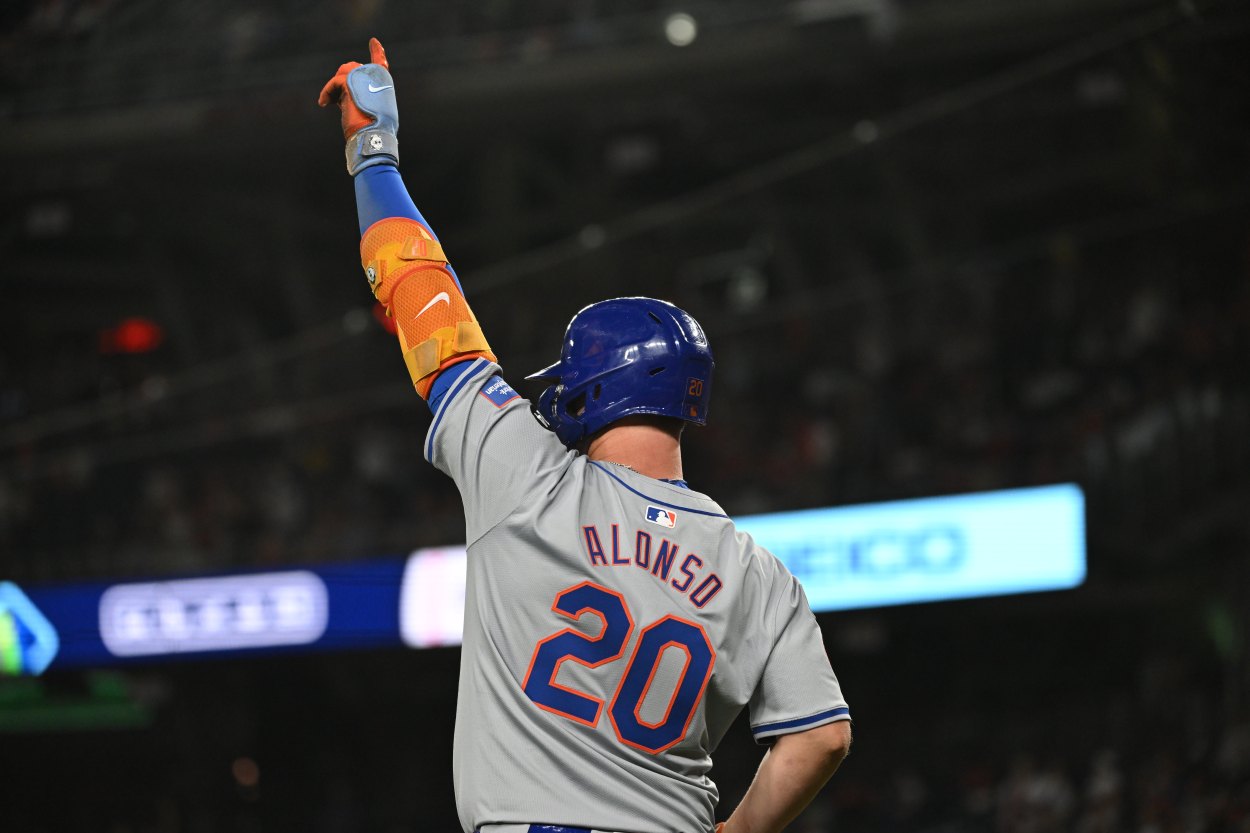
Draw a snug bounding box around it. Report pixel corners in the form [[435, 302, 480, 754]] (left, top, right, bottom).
[[354, 165, 424, 235], [353, 164, 468, 412], [354, 165, 463, 293]]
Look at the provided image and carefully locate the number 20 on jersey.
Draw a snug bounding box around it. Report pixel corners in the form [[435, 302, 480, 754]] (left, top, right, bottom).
[[523, 581, 716, 754]]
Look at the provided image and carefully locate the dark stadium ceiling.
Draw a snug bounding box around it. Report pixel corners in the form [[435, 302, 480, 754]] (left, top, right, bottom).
[[0, 0, 1247, 445]]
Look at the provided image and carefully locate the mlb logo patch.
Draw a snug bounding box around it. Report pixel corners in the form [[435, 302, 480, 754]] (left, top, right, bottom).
[[645, 506, 677, 528], [479, 375, 520, 408]]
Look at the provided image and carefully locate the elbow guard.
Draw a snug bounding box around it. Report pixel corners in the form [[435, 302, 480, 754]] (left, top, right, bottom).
[[360, 218, 496, 399]]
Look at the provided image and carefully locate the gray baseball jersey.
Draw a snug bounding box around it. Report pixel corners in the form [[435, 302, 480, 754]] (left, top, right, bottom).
[[426, 358, 851, 833]]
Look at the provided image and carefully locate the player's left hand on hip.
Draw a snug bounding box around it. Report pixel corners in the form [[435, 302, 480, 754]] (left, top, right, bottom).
[[317, 37, 400, 175]]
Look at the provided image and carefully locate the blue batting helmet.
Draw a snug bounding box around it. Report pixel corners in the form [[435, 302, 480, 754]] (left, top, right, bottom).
[[526, 297, 715, 447]]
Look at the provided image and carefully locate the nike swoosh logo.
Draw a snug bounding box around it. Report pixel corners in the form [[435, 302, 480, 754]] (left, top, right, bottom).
[[368, 84, 393, 93], [416, 292, 450, 319]]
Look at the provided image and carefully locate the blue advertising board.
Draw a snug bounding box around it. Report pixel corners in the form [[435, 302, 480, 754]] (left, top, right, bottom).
[[5, 561, 409, 675], [0, 484, 1084, 675]]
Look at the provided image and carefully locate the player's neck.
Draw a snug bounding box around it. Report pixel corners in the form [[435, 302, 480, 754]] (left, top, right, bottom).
[[585, 420, 684, 482]]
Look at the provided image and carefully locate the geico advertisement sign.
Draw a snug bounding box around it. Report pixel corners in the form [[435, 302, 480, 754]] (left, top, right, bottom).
[[99, 571, 329, 657], [392, 484, 1085, 647], [773, 526, 969, 577], [737, 483, 1086, 612]]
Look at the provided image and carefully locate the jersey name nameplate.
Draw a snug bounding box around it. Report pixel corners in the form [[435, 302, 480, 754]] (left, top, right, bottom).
[[581, 523, 723, 609]]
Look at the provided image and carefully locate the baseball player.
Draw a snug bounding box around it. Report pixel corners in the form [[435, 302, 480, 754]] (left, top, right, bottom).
[[320, 39, 852, 833]]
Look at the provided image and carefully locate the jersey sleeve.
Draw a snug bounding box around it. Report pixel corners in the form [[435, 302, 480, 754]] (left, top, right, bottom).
[[424, 358, 573, 544], [748, 568, 851, 744]]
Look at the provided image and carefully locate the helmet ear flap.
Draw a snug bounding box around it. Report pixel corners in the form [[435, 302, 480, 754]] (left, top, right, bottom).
[[532, 385, 555, 430], [534, 382, 586, 445], [565, 391, 587, 419]]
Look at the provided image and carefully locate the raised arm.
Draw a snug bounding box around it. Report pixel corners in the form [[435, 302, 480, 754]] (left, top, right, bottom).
[[318, 38, 492, 405]]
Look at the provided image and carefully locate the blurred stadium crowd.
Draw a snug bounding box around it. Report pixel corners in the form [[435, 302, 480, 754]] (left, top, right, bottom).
[[1, 239, 1245, 582], [3, 201, 1247, 833], [3, 0, 1249, 832]]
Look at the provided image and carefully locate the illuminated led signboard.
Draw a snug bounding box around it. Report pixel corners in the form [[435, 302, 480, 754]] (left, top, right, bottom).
[[0, 582, 61, 675], [5, 484, 1083, 673], [734, 483, 1086, 613], [98, 571, 329, 657]]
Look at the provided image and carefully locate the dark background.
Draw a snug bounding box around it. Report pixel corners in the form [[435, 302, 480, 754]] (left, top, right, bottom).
[[2, 0, 1249, 831]]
